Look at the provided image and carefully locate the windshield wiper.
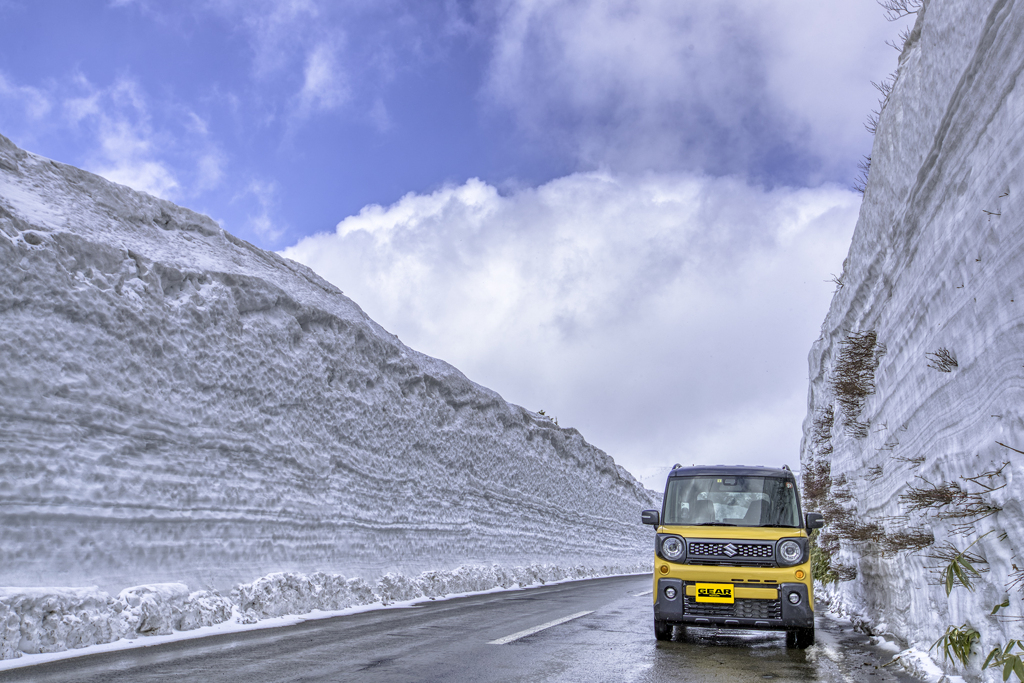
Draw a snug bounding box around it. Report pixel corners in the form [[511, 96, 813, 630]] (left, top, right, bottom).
[[695, 522, 737, 526]]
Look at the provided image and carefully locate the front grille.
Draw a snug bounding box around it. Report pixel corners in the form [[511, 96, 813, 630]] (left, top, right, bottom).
[[684, 597, 782, 620], [688, 541, 774, 559]]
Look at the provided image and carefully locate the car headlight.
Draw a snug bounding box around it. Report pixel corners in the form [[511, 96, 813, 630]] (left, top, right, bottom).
[[661, 536, 684, 561], [777, 539, 803, 566]]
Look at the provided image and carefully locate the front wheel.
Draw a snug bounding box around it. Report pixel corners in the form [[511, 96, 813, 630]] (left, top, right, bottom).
[[654, 618, 673, 641], [786, 627, 814, 649]]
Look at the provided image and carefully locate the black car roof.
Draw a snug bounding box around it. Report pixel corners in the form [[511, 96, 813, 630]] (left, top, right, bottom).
[[666, 465, 796, 480]]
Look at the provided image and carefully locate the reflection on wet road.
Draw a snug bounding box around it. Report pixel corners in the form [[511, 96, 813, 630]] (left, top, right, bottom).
[[0, 575, 921, 683], [637, 623, 911, 682], [485, 577, 920, 683]]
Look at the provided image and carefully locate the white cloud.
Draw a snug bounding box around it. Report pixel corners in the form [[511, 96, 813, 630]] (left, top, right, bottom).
[[238, 179, 286, 241], [62, 77, 180, 199], [224, 0, 321, 79], [99, 159, 179, 198], [368, 98, 391, 133], [194, 0, 478, 140], [184, 111, 227, 192], [484, 0, 916, 183], [2, 64, 229, 208], [281, 173, 860, 476], [0, 72, 52, 122], [196, 151, 226, 192], [197, 2, 355, 129], [293, 41, 349, 120]]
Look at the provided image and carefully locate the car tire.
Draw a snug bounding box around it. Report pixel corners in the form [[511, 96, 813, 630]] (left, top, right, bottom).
[[786, 627, 814, 649], [654, 618, 673, 641]]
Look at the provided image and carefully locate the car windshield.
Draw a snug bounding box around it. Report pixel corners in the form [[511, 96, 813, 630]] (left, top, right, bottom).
[[662, 475, 801, 528]]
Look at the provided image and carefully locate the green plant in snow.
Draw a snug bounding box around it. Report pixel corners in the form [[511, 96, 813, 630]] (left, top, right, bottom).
[[941, 549, 984, 595], [927, 535, 989, 595], [992, 598, 1011, 616], [984, 640, 1024, 682], [931, 624, 980, 667], [810, 532, 838, 585]]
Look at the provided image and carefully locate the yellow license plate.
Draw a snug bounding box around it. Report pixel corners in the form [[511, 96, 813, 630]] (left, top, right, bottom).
[[695, 583, 735, 604]]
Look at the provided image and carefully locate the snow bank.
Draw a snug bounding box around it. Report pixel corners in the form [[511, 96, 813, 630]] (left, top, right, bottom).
[[231, 562, 646, 620], [116, 584, 233, 635], [0, 563, 644, 661], [888, 648, 967, 683], [0, 587, 118, 658], [0, 131, 655, 594], [802, 0, 1024, 680], [0, 583, 233, 659], [232, 572, 375, 619]]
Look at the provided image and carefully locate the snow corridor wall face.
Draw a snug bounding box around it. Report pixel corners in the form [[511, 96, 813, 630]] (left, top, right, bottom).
[[802, 0, 1024, 660], [0, 135, 655, 591]]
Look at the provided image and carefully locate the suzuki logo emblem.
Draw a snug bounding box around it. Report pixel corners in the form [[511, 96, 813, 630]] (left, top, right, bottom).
[[723, 543, 738, 557]]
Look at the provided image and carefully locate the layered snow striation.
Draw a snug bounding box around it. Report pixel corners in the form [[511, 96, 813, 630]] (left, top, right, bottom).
[[802, 0, 1024, 679], [0, 132, 655, 601]]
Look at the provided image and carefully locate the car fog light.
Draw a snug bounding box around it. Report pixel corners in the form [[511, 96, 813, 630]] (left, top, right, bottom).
[[664, 587, 677, 599], [787, 592, 801, 605]]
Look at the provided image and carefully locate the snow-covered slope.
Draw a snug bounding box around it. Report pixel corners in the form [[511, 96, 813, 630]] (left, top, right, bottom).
[[0, 132, 654, 598], [802, 0, 1024, 679]]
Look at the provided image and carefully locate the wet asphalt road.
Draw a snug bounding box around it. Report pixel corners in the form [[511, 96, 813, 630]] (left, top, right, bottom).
[[0, 575, 920, 683]]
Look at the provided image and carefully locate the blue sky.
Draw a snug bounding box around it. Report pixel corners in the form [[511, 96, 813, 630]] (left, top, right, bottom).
[[0, 0, 916, 480]]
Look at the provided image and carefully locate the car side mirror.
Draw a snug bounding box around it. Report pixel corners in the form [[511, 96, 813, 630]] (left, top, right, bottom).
[[641, 509, 660, 526], [806, 512, 824, 530]]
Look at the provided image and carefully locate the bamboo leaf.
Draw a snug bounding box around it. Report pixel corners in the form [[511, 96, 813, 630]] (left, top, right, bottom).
[[952, 562, 973, 591]]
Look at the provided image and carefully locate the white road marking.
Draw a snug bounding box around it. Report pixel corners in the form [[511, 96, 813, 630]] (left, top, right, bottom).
[[488, 611, 594, 645], [635, 590, 653, 597]]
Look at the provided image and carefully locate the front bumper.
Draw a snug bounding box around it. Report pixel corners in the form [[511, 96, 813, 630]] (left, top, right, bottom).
[[653, 579, 813, 630]]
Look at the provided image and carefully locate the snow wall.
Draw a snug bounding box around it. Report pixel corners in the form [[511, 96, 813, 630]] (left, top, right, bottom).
[[801, 0, 1024, 679], [0, 132, 655, 598]]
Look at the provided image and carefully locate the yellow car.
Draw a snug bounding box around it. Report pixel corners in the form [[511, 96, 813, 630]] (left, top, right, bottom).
[[641, 464, 824, 648]]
